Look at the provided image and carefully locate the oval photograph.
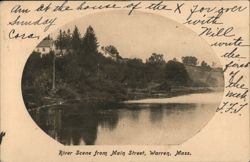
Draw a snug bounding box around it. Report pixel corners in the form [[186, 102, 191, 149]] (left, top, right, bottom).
[[22, 11, 224, 145]]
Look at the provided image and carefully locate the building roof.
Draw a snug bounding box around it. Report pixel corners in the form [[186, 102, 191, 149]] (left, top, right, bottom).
[[37, 39, 53, 48]]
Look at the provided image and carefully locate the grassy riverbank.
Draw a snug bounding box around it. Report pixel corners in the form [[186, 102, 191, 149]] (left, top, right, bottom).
[[23, 85, 220, 110]]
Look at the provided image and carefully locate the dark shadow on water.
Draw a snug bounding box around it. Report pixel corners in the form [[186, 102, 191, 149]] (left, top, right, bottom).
[[30, 102, 201, 145], [30, 103, 120, 145], [148, 103, 196, 123], [149, 104, 164, 123]]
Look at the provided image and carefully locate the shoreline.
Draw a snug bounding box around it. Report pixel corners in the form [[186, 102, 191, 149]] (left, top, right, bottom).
[[125, 91, 223, 104], [24, 86, 222, 110]]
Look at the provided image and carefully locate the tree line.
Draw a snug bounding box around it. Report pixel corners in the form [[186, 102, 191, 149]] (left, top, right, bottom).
[[22, 25, 215, 102]]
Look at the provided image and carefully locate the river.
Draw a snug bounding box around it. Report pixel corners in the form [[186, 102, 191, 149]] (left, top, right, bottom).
[[29, 92, 223, 145]]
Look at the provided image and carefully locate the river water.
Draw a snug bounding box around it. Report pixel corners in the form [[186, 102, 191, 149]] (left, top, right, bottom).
[[29, 92, 223, 145]]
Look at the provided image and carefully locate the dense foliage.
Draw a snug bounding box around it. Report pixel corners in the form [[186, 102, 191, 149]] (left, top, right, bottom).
[[22, 25, 219, 107]]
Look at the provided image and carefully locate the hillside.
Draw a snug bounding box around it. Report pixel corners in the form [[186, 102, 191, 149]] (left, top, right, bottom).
[[22, 26, 225, 109], [185, 65, 224, 89]]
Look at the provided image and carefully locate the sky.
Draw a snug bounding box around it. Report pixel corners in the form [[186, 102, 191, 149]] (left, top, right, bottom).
[[51, 10, 221, 66]]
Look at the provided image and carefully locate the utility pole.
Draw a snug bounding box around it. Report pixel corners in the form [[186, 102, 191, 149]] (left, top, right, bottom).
[[97, 63, 99, 77], [52, 52, 56, 90]]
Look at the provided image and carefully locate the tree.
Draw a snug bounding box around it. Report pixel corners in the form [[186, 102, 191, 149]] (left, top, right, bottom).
[[65, 29, 72, 50], [145, 53, 166, 82], [82, 26, 99, 54], [101, 45, 121, 61], [146, 53, 165, 64], [201, 60, 211, 70], [182, 56, 198, 66], [22, 52, 42, 86], [173, 57, 178, 62], [101, 45, 119, 57], [164, 60, 190, 85], [71, 26, 81, 51], [55, 30, 64, 52]]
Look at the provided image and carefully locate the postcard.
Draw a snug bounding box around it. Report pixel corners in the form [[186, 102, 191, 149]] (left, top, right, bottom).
[[0, 1, 249, 161]]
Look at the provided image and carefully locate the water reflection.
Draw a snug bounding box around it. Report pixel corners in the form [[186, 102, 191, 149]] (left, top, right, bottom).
[[30, 101, 217, 145], [148, 103, 197, 124], [31, 103, 120, 145]]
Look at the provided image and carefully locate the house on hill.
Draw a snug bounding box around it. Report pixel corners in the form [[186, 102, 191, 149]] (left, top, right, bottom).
[[34, 39, 56, 56], [34, 39, 71, 57]]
